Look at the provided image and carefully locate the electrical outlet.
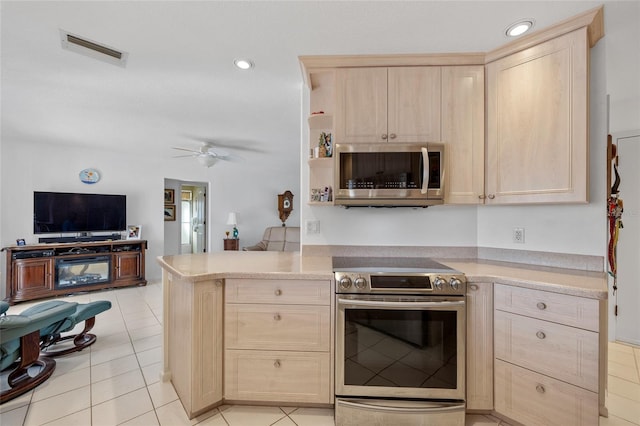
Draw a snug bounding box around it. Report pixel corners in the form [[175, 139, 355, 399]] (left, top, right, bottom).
[[305, 220, 320, 234], [513, 227, 525, 243]]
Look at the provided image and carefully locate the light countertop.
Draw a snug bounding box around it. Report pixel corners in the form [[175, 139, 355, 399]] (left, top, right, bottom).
[[157, 252, 607, 299]]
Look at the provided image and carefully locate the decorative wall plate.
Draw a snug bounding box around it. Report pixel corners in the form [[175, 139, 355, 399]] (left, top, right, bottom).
[[79, 168, 100, 184]]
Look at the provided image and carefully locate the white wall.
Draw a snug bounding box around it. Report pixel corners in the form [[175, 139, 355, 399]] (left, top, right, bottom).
[[0, 138, 300, 299]]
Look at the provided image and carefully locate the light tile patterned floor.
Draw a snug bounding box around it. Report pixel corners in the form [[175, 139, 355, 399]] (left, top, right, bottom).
[[1, 282, 639, 425]]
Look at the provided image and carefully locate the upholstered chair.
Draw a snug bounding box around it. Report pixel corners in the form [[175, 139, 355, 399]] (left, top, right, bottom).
[[1, 300, 78, 403]]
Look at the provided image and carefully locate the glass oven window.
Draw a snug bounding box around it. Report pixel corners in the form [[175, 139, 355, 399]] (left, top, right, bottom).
[[343, 308, 457, 389], [338, 151, 441, 190]]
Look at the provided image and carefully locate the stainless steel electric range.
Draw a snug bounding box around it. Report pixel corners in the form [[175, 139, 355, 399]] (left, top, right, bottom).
[[333, 257, 466, 426]]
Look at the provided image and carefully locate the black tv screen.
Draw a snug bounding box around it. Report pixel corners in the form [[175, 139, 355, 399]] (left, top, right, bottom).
[[34, 191, 126, 234]]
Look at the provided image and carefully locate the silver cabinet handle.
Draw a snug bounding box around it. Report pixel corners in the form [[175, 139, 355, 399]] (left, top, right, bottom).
[[469, 284, 479, 291], [537, 302, 547, 310], [488, 194, 495, 199], [536, 384, 545, 394], [274, 289, 282, 296], [274, 313, 281, 321], [536, 331, 546, 339], [389, 133, 396, 139], [381, 134, 388, 140], [274, 360, 281, 368], [478, 195, 486, 200]]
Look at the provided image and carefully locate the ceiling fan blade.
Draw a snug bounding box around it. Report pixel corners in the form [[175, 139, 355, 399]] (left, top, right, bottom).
[[185, 135, 268, 153], [172, 154, 197, 158], [171, 146, 200, 153]]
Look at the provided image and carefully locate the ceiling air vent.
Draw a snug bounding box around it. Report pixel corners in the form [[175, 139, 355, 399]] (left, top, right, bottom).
[[60, 30, 128, 67]]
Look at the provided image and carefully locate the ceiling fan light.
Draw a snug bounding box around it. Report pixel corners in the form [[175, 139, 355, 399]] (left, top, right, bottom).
[[197, 156, 217, 168], [505, 20, 534, 37]]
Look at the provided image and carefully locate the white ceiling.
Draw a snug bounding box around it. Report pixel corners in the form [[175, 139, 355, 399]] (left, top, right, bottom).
[[1, 1, 607, 161]]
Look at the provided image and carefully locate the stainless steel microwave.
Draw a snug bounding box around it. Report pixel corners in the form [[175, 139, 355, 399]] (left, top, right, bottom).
[[334, 143, 445, 207]]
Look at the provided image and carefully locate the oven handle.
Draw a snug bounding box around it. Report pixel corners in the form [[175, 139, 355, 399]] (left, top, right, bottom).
[[338, 298, 465, 309], [421, 147, 429, 194], [337, 398, 465, 414]]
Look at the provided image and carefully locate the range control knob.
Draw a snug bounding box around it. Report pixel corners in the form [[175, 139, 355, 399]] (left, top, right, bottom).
[[354, 276, 367, 289], [433, 277, 447, 290], [339, 276, 353, 290], [449, 277, 462, 291]]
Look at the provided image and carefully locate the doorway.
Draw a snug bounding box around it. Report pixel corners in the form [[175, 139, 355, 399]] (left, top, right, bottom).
[[163, 179, 207, 256], [610, 130, 640, 345], [180, 184, 207, 254]]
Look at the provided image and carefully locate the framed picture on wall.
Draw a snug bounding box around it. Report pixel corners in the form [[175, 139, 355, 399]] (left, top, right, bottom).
[[127, 225, 142, 240], [164, 189, 175, 204], [164, 205, 176, 221]]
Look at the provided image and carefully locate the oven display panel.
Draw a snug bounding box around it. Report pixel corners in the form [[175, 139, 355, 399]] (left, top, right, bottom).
[[370, 275, 432, 290]]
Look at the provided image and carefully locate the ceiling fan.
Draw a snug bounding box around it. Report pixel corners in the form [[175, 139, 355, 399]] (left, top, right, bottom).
[[172, 137, 266, 168], [172, 142, 233, 168]]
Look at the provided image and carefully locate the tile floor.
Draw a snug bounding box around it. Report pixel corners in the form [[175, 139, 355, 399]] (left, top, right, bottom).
[[1, 281, 639, 426]]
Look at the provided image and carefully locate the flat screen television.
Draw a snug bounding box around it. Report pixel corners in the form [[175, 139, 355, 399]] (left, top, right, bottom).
[[34, 191, 126, 234]]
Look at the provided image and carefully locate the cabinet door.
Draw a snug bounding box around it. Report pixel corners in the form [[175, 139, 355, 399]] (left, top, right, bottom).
[[466, 282, 493, 410], [12, 258, 54, 299], [486, 28, 589, 204], [495, 360, 599, 426], [335, 67, 387, 143], [442, 66, 485, 204], [494, 310, 598, 392], [387, 67, 441, 143], [225, 349, 331, 403], [113, 252, 142, 282]]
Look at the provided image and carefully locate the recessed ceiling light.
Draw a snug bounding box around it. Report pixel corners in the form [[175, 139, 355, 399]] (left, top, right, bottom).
[[505, 20, 535, 37], [234, 59, 253, 70]]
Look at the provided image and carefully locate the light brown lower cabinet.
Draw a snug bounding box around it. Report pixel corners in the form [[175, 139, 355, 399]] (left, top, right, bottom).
[[225, 350, 331, 403], [493, 283, 606, 425], [224, 278, 334, 405], [495, 360, 599, 426], [465, 282, 493, 411]]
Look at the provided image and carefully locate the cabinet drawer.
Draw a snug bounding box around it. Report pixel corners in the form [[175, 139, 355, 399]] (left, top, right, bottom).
[[225, 350, 331, 404], [225, 304, 330, 351], [225, 278, 331, 305], [494, 310, 598, 391], [494, 284, 599, 331], [495, 360, 599, 426]]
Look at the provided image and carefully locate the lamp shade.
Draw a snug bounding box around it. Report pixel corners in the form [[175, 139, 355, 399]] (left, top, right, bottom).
[[226, 212, 237, 226]]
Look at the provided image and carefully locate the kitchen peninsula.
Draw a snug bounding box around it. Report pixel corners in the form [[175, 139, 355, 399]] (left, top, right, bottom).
[[157, 250, 608, 425]]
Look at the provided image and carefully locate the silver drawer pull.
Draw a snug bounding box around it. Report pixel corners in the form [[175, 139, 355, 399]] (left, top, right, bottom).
[[536, 331, 546, 339], [274, 313, 281, 321], [274, 360, 281, 368], [275, 289, 282, 296], [537, 302, 547, 310], [536, 384, 545, 394]]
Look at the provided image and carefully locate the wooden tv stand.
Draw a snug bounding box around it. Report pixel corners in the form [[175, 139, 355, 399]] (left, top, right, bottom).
[[3, 240, 147, 305]]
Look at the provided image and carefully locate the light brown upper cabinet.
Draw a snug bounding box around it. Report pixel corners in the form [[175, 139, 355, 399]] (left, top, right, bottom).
[[485, 28, 589, 204], [335, 67, 441, 144], [442, 66, 485, 204]]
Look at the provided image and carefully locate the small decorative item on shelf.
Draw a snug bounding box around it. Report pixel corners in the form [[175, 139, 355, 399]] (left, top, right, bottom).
[[127, 225, 141, 240], [225, 231, 230, 238], [310, 187, 332, 203], [318, 132, 332, 158]]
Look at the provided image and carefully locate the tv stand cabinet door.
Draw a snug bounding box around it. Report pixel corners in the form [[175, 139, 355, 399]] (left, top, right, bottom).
[[12, 258, 54, 301], [113, 251, 143, 283]]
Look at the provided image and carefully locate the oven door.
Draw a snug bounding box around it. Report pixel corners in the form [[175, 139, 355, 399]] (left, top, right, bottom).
[[336, 294, 465, 400]]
